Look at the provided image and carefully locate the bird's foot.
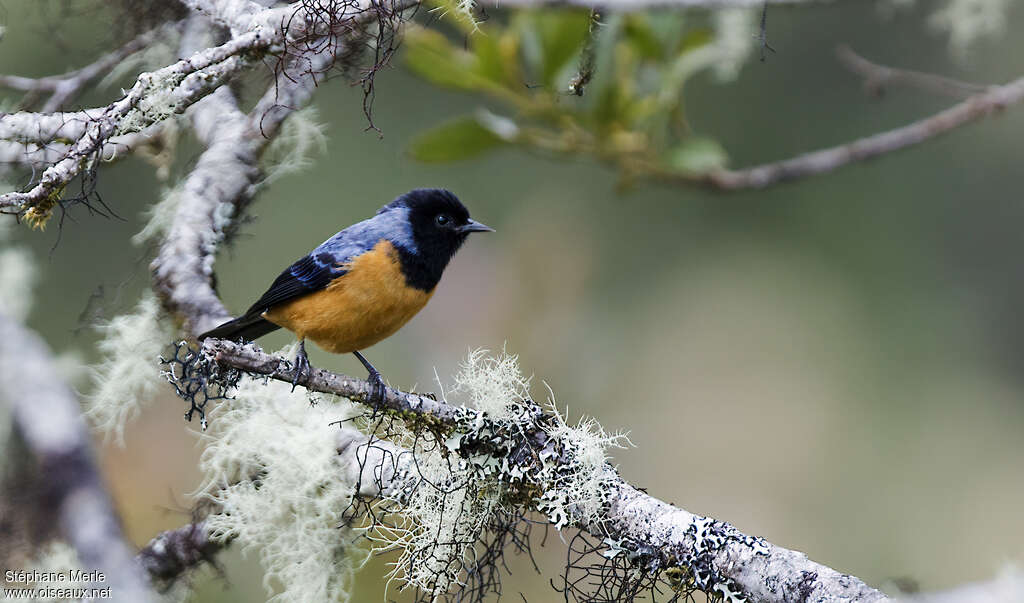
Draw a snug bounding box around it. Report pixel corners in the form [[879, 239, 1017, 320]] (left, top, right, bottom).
[[366, 368, 387, 407], [291, 341, 312, 392], [353, 350, 387, 407]]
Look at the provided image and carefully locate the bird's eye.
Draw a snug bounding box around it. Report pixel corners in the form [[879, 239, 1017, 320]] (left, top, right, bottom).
[[435, 214, 451, 226]]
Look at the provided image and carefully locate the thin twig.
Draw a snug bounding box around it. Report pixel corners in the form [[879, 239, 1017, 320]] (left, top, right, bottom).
[[698, 74, 1024, 190], [836, 45, 990, 100], [0, 25, 175, 112]]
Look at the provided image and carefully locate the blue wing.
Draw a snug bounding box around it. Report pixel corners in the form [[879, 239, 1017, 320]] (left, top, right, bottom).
[[242, 251, 344, 316], [240, 204, 415, 318]]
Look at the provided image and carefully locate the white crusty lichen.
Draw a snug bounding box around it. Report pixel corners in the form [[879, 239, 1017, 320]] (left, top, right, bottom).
[[261, 107, 328, 185], [372, 350, 628, 596], [199, 376, 365, 603], [448, 347, 532, 421], [535, 397, 629, 530], [85, 293, 174, 444], [118, 71, 188, 135]]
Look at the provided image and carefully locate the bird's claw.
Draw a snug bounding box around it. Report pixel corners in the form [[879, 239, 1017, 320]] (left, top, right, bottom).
[[291, 342, 312, 392], [367, 369, 387, 406]]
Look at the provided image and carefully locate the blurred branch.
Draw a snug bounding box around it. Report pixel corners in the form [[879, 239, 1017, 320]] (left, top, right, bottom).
[[0, 25, 174, 112], [836, 45, 990, 100], [0, 313, 154, 602], [695, 74, 1024, 190]]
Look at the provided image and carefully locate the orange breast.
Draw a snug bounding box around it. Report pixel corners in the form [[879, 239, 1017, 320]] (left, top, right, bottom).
[[262, 240, 434, 354]]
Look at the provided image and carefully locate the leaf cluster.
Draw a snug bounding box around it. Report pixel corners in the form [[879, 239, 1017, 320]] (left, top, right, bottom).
[[405, 9, 734, 182]]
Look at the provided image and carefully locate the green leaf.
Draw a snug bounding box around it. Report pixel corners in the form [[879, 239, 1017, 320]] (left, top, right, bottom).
[[679, 28, 714, 53], [665, 137, 729, 174], [409, 116, 509, 162], [471, 31, 509, 86], [404, 27, 484, 91], [622, 16, 663, 60], [533, 11, 591, 85]]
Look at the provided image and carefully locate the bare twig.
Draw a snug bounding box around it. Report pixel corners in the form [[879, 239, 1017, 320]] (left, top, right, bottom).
[[0, 25, 174, 112], [836, 45, 990, 100], [0, 313, 153, 602], [697, 74, 1024, 190]]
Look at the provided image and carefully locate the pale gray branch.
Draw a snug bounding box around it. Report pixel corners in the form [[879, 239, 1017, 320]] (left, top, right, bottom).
[[836, 45, 990, 100], [699, 74, 1024, 190], [0, 126, 168, 171], [0, 313, 154, 602], [0, 25, 173, 113], [0, 29, 275, 215]]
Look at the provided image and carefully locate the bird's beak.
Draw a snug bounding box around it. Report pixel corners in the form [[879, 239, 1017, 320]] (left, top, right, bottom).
[[459, 219, 495, 233]]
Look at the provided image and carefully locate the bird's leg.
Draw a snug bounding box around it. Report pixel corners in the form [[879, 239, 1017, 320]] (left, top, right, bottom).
[[292, 339, 312, 391], [353, 350, 386, 406]]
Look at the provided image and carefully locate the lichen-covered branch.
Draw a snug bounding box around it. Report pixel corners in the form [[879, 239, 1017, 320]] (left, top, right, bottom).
[[0, 29, 275, 218], [0, 127, 167, 172], [0, 25, 174, 113], [0, 313, 154, 602], [135, 425, 410, 586], [196, 338, 886, 602]]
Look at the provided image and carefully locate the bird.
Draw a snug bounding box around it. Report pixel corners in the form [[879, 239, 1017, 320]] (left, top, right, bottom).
[[198, 188, 493, 400]]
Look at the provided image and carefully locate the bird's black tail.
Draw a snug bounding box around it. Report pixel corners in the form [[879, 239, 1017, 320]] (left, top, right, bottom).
[[198, 315, 280, 342]]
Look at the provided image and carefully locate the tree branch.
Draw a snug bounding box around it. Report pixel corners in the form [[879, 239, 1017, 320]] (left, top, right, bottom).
[[835, 45, 990, 100], [697, 74, 1024, 190], [0, 127, 167, 171], [0, 313, 153, 602], [200, 338, 887, 603], [0, 28, 276, 216], [0, 25, 174, 113]]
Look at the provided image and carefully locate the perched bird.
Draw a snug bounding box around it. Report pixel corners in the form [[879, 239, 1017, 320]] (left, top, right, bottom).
[[198, 188, 493, 399]]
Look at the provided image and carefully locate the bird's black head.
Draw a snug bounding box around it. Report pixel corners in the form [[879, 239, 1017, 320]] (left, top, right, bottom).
[[385, 188, 493, 291]]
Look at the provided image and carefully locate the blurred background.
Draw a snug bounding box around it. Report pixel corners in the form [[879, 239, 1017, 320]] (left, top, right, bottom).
[[2, 0, 1024, 600]]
